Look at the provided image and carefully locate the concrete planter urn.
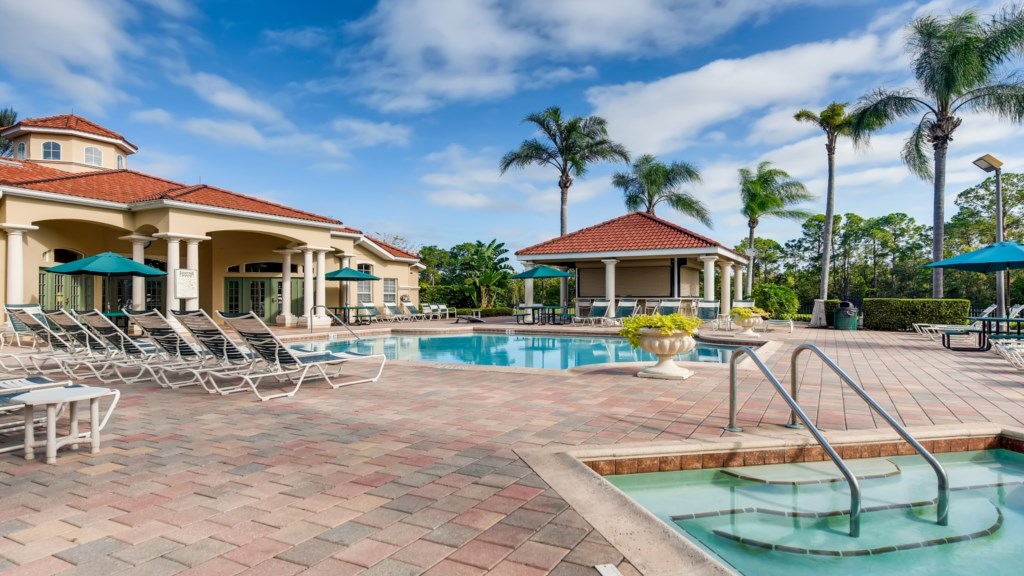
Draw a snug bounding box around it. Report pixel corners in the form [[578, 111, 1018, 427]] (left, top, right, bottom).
[[636, 328, 696, 379], [735, 316, 760, 338]]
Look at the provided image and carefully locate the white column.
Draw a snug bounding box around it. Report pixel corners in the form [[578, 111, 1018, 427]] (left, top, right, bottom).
[[300, 248, 315, 326], [734, 264, 744, 303], [2, 224, 37, 305], [120, 234, 153, 311], [523, 262, 534, 306], [185, 239, 201, 311], [602, 259, 618, 313], [719, 262, 732, 314], [164, 238, 180, 314], [315, 250, 327, 318], [700, 256, 717, 302], [275, 249, 297, 326]]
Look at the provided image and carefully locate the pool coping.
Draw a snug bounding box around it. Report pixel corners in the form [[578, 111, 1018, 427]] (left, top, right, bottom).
[[278, 326, 781, 374], [515, 423, 1024, 576]]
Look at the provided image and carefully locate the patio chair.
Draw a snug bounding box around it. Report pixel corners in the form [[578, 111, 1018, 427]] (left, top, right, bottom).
[[606, 299, 639, 326], [574, 298, 593, 318], [171, 309, 263, 395], [385, 304, 410, 322], [73, 310, 169, 383], [656, 299, 682, 315], [125, 309, 219, 388], [696, 302, 720, 330], [643, 299, 661, 315], [436, 304, 455, 319], [2, 304, 48, 351], [425, 304, 443, 320], [218, 311, 387, 401], [0, 309, 86, 375], [572, 300, 610, 326], [403, 303, 427, 321], [914, 303, 999, 340]]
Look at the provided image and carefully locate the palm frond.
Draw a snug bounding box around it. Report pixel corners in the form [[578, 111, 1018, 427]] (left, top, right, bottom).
[[765, 208, 815, 221], [850, 88, 930, 144], [901, 114, 934, 181], [498, 139, 559, 173], [954, 80, 1024, 121], [664, 192, 713, 228], [980, 6, 1024, 72], [793, 109, 824, 131]]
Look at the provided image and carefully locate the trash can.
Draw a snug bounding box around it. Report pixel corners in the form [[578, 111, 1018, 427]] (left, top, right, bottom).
[[834, 301, 858, 330]]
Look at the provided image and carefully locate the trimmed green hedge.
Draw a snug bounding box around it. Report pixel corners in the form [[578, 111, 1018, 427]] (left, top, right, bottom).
[[792, 313, 812, 322], [751, 283, 799, 319], [824, 299, 841, 328], [477, 307, 514, 317], [420, 285, 468, 308], [862, 298, 970, 331]]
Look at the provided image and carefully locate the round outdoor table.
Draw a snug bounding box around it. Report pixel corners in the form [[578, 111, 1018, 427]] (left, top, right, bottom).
[[13, 386, 118, 464]]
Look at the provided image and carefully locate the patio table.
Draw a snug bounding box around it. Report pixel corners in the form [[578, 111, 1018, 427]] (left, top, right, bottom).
[[13, 386, 118, 464], [333, 305, 376, 325], [516, 305, 567, 325], [943, 316, 1024, 352]]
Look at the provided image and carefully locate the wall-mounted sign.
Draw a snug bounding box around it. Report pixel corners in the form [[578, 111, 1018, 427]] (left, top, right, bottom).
[[175, 269, 198, 300]]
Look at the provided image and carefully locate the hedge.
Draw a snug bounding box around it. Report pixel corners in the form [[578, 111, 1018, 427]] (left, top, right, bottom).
[[862, 298, 970, 331], [824, 299, 841, 328], [751, 283, 799, 319], [477, 307, 514, 317], [420, 285, 471, 308]]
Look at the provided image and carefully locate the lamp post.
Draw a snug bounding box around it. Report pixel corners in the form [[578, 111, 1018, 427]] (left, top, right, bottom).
[[973, 153, 1006, 318]]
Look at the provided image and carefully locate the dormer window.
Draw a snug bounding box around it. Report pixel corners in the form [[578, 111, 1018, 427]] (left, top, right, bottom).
[[42, 141, 61, 160], [84, 146, 102, 166], [117, 155, 123, 169], [16, 142, 25, 160]]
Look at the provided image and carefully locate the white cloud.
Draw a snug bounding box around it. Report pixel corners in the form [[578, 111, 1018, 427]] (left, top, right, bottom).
[[181, 118, 267, 147], [748, 106, 822, 145], [138, 0, 193, 18], [0, 0, 138, 113], [331, 117, 411, 147], [131, 108, 174, 124], [180, 72, 289, 127], [127, 150, 194, 180], [262, 26, 332, 51]]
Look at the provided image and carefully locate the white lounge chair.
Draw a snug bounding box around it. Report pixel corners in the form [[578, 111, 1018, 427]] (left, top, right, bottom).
[[218, 311, 387, 401], [573, 300, 610, 326]]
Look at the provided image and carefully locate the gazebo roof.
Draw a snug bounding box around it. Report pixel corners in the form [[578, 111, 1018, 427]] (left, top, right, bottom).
[[516, 212, 745, 262]]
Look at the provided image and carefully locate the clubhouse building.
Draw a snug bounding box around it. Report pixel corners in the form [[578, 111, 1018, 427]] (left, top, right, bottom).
[[0, 114, 422, 326]]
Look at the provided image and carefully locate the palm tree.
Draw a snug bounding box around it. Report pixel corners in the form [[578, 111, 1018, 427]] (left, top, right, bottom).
[[850, 7, 1024, 298], [499, 106, 630, 236], [0, 107, 17, 157], [739, 161, 814, 296], [794, 102, 859, 305], [612, 154, 712, 226]]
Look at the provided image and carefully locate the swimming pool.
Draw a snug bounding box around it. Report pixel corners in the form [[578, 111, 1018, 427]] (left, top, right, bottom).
[[294, 333, 740, 369], [609, 449, 1024, 575]]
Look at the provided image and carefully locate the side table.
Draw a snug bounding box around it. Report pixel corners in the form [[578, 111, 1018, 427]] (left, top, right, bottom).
[[13, 387, 120, 464]]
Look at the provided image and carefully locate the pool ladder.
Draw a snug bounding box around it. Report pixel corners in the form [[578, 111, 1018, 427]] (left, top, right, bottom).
[[726, 344, 949, 537], [307, 305, 361, 340]]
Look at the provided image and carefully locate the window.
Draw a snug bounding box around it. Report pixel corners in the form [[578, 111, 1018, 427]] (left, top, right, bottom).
[[357, 264, 373, 304], [16, 142, 25, 160], [117, 155, 123, 169], [42, 141, 61, 160], [84, 146, 102, 166], [383, 279, 397, 304]]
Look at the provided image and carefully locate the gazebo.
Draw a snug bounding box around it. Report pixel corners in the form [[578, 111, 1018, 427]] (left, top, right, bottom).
[[515, 212, 748, 313]]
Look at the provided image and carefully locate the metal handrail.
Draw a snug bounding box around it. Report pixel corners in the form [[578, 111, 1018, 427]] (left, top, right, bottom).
[[726, 347, 863, 537], [308, 305, 361, 341], [791, 344, 949, 526]]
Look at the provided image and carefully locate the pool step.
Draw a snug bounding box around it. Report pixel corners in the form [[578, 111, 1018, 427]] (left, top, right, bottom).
[[695, 499, 1001, 556], [720, 458, 900, 485]]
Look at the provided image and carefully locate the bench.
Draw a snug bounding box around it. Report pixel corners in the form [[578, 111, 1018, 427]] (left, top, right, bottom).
[[764, 319, 794, 333]]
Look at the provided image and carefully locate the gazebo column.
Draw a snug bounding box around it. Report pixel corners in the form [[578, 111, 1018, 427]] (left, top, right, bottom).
[[734, 264, 744, 302], [2, 224, 38, 305], [700, 256, 717, 302], [719, 261, 732, 314], [120, 234, 153, 311], [162, 236, 180, 314], [523, 262, 534, 306], [275, 249, 298, 326], [602, 259, 618, 312]]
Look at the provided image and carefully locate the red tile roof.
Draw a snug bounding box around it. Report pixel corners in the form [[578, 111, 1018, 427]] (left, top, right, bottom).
[[367, 236, 418, 260], [2, 114, 138, 151], [2, 160, 340, 224], [517, 212, 741, 258]]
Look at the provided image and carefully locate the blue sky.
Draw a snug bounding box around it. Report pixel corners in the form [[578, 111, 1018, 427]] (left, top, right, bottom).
[[2, 0, 1022, 263]]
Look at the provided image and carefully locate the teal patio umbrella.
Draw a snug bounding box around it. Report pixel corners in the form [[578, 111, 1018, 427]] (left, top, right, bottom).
[[325, 267, 381, 312], [47, 251, 166, 312], [512, 265, 574, 306], [925, 241, 1024, 273]]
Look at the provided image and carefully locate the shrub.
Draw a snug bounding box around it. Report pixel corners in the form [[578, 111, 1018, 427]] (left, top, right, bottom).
[[862, 298, 970, 331], [823, 299, 841, 327], [420, 285, 471, 308], [477, 307, 514, 317], [751, 283, 799, 320], [619, 314, 702, 348], [731, 307, 770, 319], [792, 313, 812, 322]]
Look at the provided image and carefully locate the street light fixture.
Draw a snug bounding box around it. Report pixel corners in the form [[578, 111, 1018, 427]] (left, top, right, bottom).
[[973, 153, 1006, 318]]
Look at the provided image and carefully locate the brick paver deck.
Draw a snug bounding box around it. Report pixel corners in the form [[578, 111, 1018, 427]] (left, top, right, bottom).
[[2, 324, 1023, 574]]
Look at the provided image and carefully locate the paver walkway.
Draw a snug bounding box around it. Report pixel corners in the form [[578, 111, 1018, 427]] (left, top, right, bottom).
[[1, 325, 1023, 575]]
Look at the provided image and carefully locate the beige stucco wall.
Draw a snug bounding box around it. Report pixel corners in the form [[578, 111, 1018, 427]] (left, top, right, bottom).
[[575, 259, 703, 299], [10, 134, 128, 172]]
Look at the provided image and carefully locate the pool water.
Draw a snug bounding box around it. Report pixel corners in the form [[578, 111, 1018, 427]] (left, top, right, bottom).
[[294, 333, 739, 369], [608, 450, 1024, 575]]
